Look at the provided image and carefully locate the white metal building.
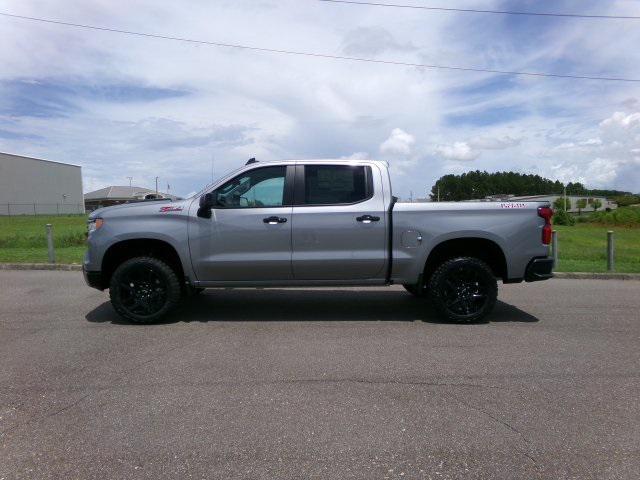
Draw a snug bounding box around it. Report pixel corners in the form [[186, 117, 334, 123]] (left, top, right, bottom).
[[509, 194, 617, 213], [470, 193, 617, 212], [0, 152, 84, 215]]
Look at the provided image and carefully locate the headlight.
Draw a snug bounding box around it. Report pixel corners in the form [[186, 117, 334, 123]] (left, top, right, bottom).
[[87, 218, 104, 234]]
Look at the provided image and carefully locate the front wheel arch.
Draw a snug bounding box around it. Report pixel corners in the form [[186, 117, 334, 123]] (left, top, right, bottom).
[[101, 238, 185, 290]]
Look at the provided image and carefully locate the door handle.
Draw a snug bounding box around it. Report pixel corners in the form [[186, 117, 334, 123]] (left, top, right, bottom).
[[356, 215, 380, 223], [263, 216, 287, 224]]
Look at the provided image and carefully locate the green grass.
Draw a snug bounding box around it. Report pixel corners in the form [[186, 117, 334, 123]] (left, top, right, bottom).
[[1, 215, 639, 273], [553, 225, 640, 273], [0, 246, 87, 264], [0, 215, 87, 264]]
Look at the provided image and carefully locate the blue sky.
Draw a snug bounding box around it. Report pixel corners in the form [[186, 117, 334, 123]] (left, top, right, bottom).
[[0, 0, 639, 197]]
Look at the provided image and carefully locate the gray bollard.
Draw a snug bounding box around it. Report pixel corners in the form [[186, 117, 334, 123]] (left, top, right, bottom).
[[551, 230, 558, 268], [607, 231, 615, 272], [46, 224, 56, 264]]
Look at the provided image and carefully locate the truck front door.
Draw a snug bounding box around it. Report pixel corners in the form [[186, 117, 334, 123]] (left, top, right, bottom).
[[189, 165, 294, 281], [291, 164, 387, 280]]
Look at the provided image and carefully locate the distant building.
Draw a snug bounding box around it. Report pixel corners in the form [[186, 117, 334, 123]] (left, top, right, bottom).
[[84, 186, 181, 211], [509, 194, 617, 213], [0, 151, 84, 215]]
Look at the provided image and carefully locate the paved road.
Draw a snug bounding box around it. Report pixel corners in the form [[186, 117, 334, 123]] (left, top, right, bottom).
[[1, 271, 639, 479]]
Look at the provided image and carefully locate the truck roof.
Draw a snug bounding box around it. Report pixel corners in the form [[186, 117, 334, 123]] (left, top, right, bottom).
[[245, 158, 388, 167]]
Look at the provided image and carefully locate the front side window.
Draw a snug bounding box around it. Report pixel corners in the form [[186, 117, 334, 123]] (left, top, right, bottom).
[[214, 166, 286, 208], [304, 165, 369, 205]]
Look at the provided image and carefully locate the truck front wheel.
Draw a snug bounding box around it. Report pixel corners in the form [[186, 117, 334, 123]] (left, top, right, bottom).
[[109, 256, 182, 324], [428, 257, 497, 323]]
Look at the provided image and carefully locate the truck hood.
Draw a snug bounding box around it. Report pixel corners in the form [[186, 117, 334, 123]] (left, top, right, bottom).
[[89, 199, 190, 219]]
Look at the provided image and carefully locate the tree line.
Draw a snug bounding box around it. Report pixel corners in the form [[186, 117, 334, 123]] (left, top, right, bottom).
[[429, 171, 632, 202]]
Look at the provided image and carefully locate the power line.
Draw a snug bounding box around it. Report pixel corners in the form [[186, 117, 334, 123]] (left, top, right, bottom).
[[317, 0, 640, 20], [1, 11, 639, 83]]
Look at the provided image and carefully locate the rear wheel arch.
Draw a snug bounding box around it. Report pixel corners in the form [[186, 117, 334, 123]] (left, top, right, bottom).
[[422, 237, 507, 282]]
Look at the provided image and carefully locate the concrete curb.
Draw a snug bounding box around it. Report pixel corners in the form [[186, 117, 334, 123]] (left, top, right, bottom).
[[553, 272, 640, 281], [1, 263, 639, 280], [0, 263, 82, 271]]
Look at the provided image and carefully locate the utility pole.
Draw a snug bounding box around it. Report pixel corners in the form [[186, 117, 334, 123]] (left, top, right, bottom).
[[437, 186, 440, 202], [127, 176, 133, 187], [410, 190, 413, 203], [155, 176, 159, 194], [564, 185, 567, 211]]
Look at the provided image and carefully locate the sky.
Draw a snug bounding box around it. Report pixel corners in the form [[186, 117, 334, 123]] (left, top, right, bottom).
[[1, 0, 639, 199]]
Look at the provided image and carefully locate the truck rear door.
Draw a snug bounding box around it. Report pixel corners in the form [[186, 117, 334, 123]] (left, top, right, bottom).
[[291, 163, 387, 280]]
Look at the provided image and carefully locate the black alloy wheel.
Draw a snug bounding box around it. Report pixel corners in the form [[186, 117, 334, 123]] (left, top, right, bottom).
[[109, 257, 181, 323], [428, 257, 497, 323]]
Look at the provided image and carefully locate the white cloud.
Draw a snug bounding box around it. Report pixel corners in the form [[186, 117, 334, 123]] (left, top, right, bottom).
[[380, 128, 415, 156], [341, 151, 369, 160], [468, 135, 521, 150], [543, 109, 640, 189], [600, 112, 640, 130], [435, 142, 480, 161], [341, 26, 417, 56]]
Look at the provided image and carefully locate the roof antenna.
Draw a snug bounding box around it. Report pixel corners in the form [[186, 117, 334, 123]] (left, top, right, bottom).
[[246, 157, 257, 165]]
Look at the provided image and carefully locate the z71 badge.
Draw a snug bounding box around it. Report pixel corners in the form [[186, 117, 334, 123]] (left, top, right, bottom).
[[159, 206, 183, 213]]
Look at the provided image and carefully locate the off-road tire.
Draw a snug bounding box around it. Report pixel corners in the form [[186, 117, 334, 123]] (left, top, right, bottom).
[[109, 256, 182, 324], [428, 257, 497, 323]]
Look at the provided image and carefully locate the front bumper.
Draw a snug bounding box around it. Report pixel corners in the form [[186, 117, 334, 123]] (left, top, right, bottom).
[[525, 257, 554, 282], [83, 266, 105, 290]]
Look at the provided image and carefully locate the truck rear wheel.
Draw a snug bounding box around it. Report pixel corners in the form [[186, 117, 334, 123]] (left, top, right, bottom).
[[428, 257, 497, 323], [109, 256, 182, 324]]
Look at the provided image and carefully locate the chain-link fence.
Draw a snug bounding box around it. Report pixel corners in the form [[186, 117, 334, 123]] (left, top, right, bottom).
[[1, 203, 86, 216]]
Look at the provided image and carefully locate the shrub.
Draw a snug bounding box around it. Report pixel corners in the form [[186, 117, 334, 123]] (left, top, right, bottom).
[[585, 207, 640, 226], [554, 209, 575, 226], [553, 197, 572, 212], [613, 195, 640, 207]]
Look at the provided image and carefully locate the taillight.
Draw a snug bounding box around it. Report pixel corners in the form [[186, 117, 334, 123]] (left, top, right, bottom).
[[538, 207, 553, 245]]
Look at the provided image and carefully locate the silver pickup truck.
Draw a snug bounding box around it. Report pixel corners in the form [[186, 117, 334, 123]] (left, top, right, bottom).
[[84, 159, 554, 324]]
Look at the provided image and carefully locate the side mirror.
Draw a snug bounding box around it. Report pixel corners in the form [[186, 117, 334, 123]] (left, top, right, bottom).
[[199, 193, 215, 209], [197, 193, 215, 218]]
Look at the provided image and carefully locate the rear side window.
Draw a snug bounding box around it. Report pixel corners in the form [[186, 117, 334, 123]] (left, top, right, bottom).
[[304, 165, 371, 205]]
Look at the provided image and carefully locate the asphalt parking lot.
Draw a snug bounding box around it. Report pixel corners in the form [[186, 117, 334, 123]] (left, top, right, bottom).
[[1, 270, 639, 479]]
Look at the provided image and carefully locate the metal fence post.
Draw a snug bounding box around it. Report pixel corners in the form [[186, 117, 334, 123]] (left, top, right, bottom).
[[46, 224, 56, 264], [552, 230, 558, 268], [607, 231, 615, 272]]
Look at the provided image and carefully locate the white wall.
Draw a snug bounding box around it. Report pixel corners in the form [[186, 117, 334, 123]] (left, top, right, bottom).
[[0, 152, 84, 215]]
